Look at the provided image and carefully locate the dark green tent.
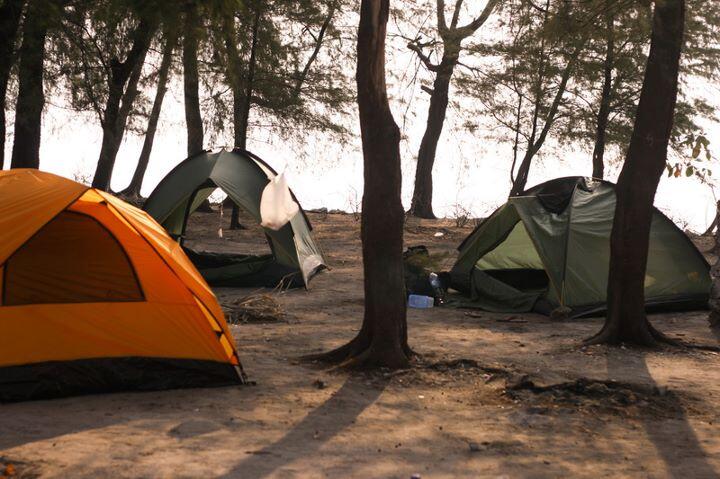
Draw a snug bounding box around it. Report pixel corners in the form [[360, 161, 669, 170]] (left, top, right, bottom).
[[144, 149, 326, 288], [449, 177, 710, 316]]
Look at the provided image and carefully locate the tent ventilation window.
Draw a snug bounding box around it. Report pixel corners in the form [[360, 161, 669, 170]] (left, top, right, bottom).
[[3, 212, 144, 305]]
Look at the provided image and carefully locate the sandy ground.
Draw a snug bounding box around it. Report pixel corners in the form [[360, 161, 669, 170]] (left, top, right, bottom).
[[2, 208, 720, 478]]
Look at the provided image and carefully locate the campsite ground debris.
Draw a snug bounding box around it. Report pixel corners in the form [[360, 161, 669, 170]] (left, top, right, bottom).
[[385, 358, 695, 419], [503, 376, 688, 416], [421, 358, 510, 378], [549, 306, 572, 320], [222, 293, 288, 324], [313, 379, 327, 389], [496, 316, 528, 323]]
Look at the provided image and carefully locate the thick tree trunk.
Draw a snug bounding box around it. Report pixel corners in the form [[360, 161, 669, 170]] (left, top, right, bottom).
[[407, 0, 499, 218], [234, 7, 259, 151], [587, 0, 685, 346], [592, 4, 615, 180], [308, 0, 411, 369], [121, 30, 177, 198], [0, 0, 24, 170], [703, 200, 720, 236], [183, 2, 203, 156], [92, 19, 154, 190], [229, 5, 261, 230], [709, 216, 720, 326], [11, 0, 48, 169], [409, 56, 456, 219]]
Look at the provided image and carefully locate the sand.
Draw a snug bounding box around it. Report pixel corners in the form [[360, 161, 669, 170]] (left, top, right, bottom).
[[1, 209, 719, 478]]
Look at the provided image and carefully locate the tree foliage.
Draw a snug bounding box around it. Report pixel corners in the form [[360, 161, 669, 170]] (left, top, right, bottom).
[[202, 0, 354, 146], [455, 0, 720, 191], [53, 0, 164, 129]]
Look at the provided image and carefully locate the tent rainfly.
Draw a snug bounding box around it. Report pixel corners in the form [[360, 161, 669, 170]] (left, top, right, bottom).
[[143, 149, 327, 288], [0, 170, 244, 402], [449, 177, 711, 316]]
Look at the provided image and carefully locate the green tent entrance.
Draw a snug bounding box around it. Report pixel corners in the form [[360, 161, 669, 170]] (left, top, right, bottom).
[[144, 149, 327, 288], [449, 177, 711, 316]]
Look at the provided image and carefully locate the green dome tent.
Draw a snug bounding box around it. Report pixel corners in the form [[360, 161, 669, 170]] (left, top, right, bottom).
[[449, 177, 710, 316], [144, 149, 326, 288]]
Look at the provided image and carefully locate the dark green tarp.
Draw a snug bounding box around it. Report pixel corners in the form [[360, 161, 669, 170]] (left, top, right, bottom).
[[144, 149, 326, 288], [450, 177, 711, 316]]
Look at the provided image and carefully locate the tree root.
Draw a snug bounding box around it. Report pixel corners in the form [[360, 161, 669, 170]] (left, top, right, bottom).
[[301, 330, 413, 370], [302, 332, 371, 365], [709, 311, 720, 328], [584, 318, 678, 348], [675, 341, 720, 353], [419, 358, 509, 377], [338, 345, 411, 370]]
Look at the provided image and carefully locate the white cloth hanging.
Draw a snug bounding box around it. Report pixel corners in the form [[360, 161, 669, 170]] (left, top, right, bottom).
[[260, 172, 300, 230]]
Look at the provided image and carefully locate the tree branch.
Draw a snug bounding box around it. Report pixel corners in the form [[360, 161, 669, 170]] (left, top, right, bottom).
[[533, 35, 589, 149], [524, 0, 548, 13], [449, 0, 464, 29], [457, 0, 501, 37], [437, 0, 448, 34], [407, 42, 440, 71], [294, 1, 336, 97]]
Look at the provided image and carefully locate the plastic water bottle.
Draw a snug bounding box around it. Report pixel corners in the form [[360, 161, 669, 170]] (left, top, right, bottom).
[[408, 294, 434, 309], [428, 272, 445, 305]]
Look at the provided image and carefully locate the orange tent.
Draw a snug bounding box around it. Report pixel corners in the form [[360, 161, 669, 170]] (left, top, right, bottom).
[[0, 170, 244, 402]]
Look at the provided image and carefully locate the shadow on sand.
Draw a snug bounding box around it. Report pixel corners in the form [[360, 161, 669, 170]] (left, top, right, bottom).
[[605, 348, 718, 479], [219, 375, 387, 478], [0, 385, 250, 451]]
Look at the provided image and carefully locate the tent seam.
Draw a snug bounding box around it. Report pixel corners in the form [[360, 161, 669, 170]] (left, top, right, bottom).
[[559, 183, 580, 307], [0, 186, 90, 266], [100, 196, 242, 371]]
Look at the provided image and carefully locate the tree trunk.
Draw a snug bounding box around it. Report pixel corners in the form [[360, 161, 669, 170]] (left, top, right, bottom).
[[586, 0, 685, 346], [183, 2, 203, 156], [509, 96, 523, 185], [308, 0, 411, 369], [409, 51, 456, 219], [407, 0, 499, 218], [709, 211, 720, 326], [121, 29, 177, 198], [292, 3, 335, 99], [91, 18, 155, 190], [509, 37, 586, 196], [509, 146, 537, 196], [10, 0, 49, 169], [508, 0, 549, 196], [703, 200, 720, 236], [409, 66, 452, 219], [0, 0, 24, 170], [592, 3, 615, 180], [229, 5, 261, 230]]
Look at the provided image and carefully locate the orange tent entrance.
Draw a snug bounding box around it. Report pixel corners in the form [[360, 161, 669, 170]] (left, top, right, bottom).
[[0, 170, 245, 402]]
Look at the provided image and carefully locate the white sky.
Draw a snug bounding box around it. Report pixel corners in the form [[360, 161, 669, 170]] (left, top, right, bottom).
[[3, 5, 719, 233]]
